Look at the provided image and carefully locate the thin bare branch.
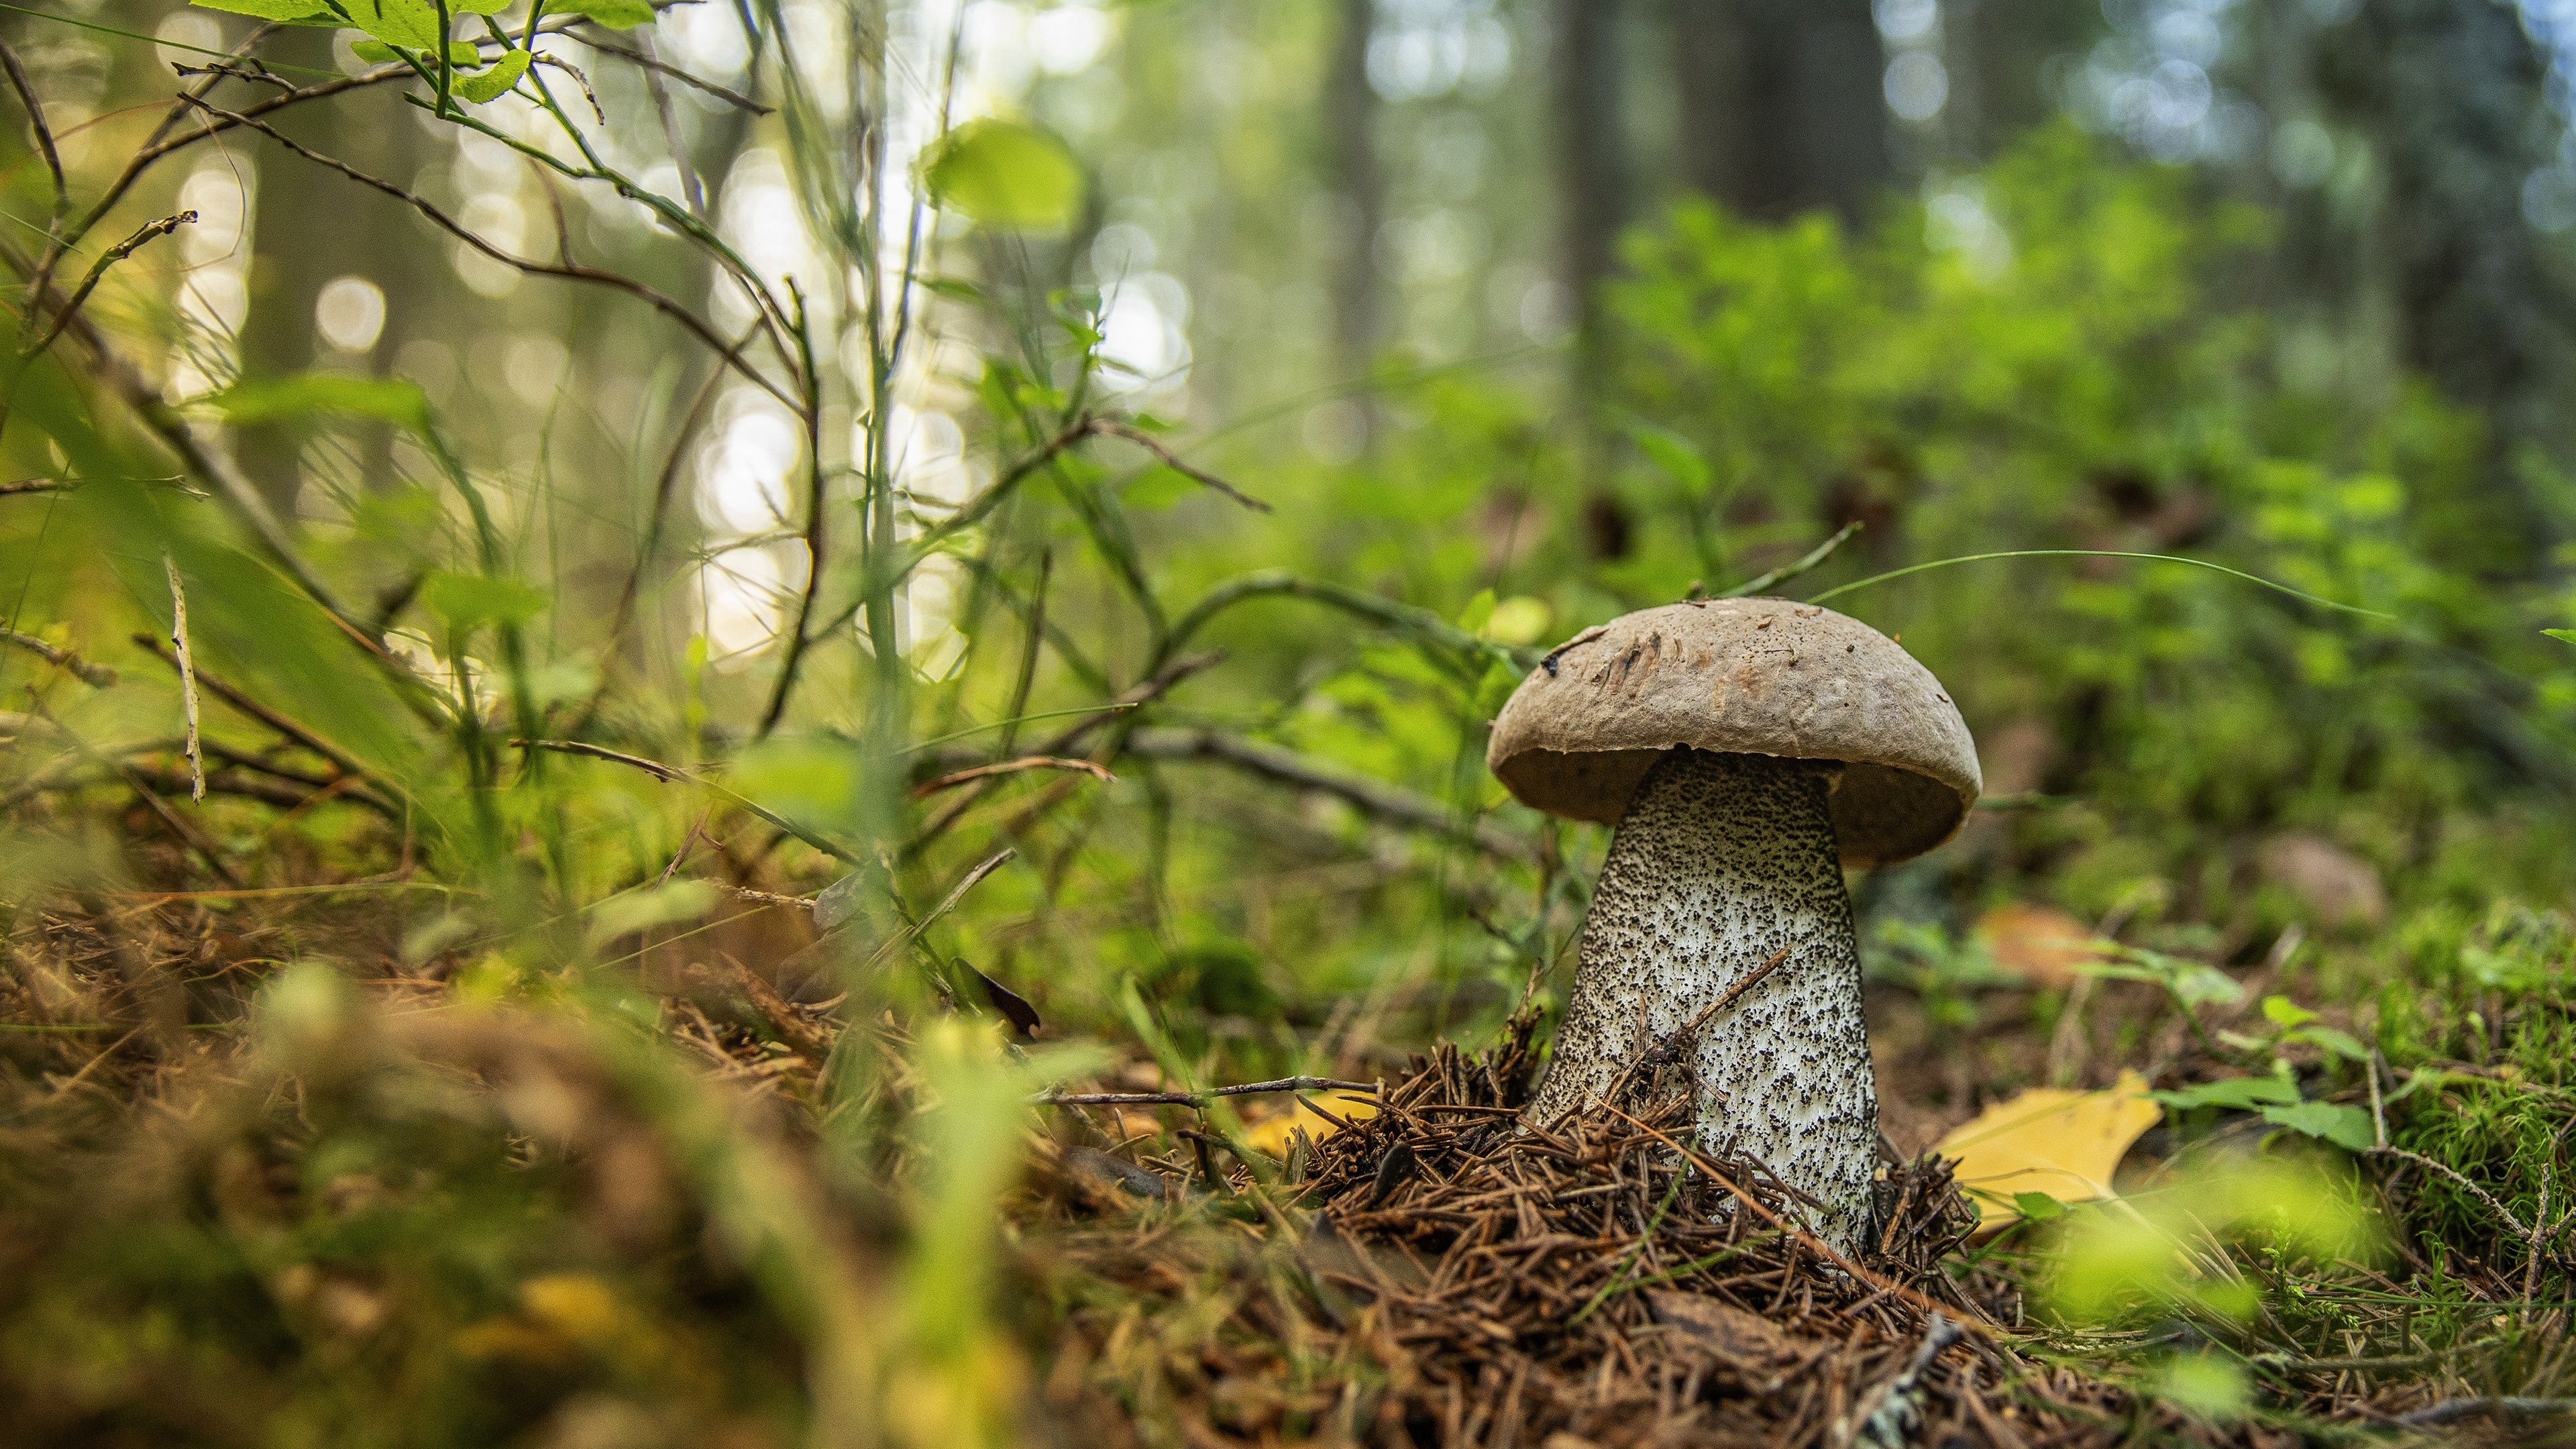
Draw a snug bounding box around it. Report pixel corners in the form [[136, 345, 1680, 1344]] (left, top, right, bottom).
[[1035, 1076, 1381, 1108], [184, 99, 802, 416], [20, 211, 195, 363], [909, 755, 1116, 798], [1122, 727, 1539, 863], [1091, 420, 1271, 513], [571, 28, 773, 115], [0, 39, 67, 224], [0, 628, 114, 686], [1718, 520, 1862, 599], [162, 554, 202, 803], [129, 634, 376, 788]]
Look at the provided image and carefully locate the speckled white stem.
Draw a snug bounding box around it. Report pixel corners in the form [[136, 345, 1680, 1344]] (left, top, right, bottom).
[[1527, 747, 1878, 1254]]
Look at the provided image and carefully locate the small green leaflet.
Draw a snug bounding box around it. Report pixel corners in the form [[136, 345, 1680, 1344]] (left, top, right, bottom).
[[2150, 1075, 2301, 1111], [546, 0, 654, 26], [193, 0, 507, 49], [351, 39, 479, 63], [189, 0, 339, 25], [584, 881, 718, 947], [2259, 1101, 2377, 1152], [920, 117, 1085, 229], [209, 373, 433, 435], [1625, 420, 1713, 496], [2546, 629, 2576, 645], [453, 48, 529, 103], [2260, 995, 2318, 1028], [2012, 1191, 2070, 1222], [420, 570, 547, 632]]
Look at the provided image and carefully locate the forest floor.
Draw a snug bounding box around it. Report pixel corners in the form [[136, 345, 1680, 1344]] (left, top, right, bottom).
[[1, 831, 2567, 1448]]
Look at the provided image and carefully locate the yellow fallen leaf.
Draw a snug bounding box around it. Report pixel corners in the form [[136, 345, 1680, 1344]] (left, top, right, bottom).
[[1973, 902, 2106, 989], [1240, 1093, 1379, 1159], [1932, 1071, 2159, 1226]]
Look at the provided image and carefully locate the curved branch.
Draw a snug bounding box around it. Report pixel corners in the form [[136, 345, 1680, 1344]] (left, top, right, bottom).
[[19, 211, 193, 364], [1158, 570, 1525, 680], [186, 99, 803, 416], [1122, 727, 1538, 863]]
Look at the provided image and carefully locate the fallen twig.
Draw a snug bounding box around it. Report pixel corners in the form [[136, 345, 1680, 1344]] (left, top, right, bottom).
[[162, 553, 201, 803], [1036, 1075, 1381, 1108]]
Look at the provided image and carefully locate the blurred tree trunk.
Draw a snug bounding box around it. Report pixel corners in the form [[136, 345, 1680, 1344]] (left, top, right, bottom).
[[1326, 0, 1383, 382], [236, 39, 435, 517], [232, 26, 336, 518], [1666, 0, 1887, 223], [2315, 0, 2572, 570], [1554, 0, 1627, 366]]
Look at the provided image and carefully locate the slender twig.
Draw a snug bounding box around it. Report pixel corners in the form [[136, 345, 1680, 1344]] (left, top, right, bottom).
[[1603, 946, 1793, 1106], [998, 548, 1052, 757], [1090, 420, 1270, 513], [755, 280, 824, 737], [2393, 1397, 2576, 1428], [1718, 521, 1861, 599], [909, 755, 1116, 798], [0, 40, 66, 227], [1122, 728, 1538, 863], [901, 653, 1221, 858], [631, 25, 707, 217], [1158, 570, 1521, 682], [1034, 1076, 1380, 1108], [512, 737, 689, 782], [852, 849, 1017, 977], [19, 212, 195, 363], [161, 554, 201, 803], [572, 28, 771, 115], [0, 477, 68, 496], [2371, 1145, 2533, 1241], [128, 635, 374, 787], [24, 696, 239, 886], [574, 335, 748, 733], [508, 737, 865, 865], [0, 629, 113, 686], [182, 99, 800, 415]]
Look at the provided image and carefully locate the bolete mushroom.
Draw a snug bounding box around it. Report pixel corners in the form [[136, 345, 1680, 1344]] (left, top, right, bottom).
[[1488, 598, 1979, 1254]]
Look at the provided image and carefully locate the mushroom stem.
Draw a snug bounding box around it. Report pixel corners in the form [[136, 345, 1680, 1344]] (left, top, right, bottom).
[[1527, 747, 1878, 1254]]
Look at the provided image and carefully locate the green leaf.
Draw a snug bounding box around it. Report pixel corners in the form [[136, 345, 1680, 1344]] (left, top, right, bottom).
[[1120, 466, 1196, 511], [2013, 1191, 2069, 1222], [2294, 1024, 2371, 1062], [585, 881, 718, 947], [2151, 1075, 2302, 1112], [1455, 589, 1497, 633], [2260, 994, 2318, 1029], [339, 0, 445, 51], [2546, 629, 2576, 645], [2259, 1101, 2376, 1153], [920, 118, 1085, 229], [351, 38, 479, 62], [453, 48, 529, 103], [191, 0, 339, 24], [209, 373, 433, 435], [546, 0, 655, 25], [419, 570, 547, 632], [1471, 658, 1520, 718], [1626, 421, 1712, 496]]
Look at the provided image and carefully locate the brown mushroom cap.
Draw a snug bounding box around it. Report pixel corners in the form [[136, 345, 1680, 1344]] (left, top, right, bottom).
[[1486, 598, 1981, 866]]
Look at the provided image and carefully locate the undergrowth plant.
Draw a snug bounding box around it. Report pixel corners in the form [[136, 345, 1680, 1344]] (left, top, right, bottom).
[[0, 3, 2571, 1443]]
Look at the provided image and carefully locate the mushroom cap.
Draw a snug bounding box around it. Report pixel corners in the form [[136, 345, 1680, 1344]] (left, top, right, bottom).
[[1486, 597, 1981, 866]]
